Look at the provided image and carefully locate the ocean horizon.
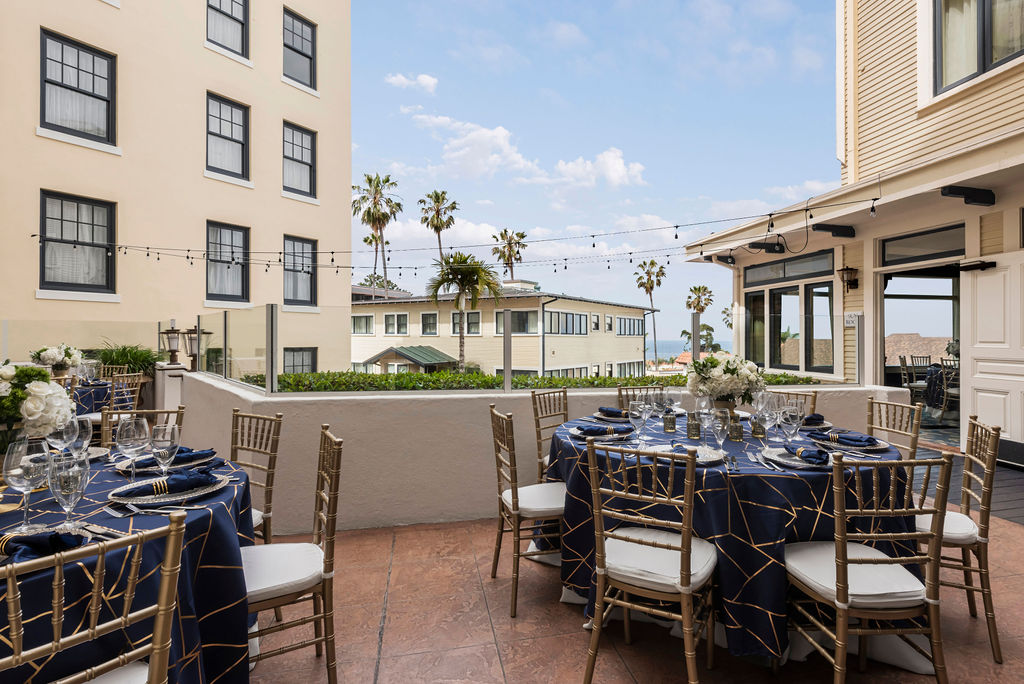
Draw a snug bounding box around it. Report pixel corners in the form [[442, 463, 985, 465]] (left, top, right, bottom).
[[646, 338, 732, 360]]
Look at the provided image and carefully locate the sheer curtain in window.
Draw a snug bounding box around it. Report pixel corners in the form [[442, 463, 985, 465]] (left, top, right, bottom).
[[208, 136, 242, 175], [942, 0, 978, 87], [44, 244, 106, 286], [992, 0, 1024, 62], [284, 269, 311, 302], [208, 8, 243, 53], [45, 84, 107, 137], [283, 159, 310, 193]]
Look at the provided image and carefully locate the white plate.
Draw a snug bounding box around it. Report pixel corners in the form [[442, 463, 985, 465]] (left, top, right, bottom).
[[762, 447, 833, 470], [809, 436, 890, 453], [646, 444, 725, 466], [87, 446, 110, 462], [799, 420, 833, 431], [569, 427, 633, 442], [107, 474, 229, 505], [115, 453, 216, 475], [592, 412, 630, 423]]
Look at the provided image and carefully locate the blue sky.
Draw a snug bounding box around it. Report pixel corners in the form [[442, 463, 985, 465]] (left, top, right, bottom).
[[351, 0, 840, 341]]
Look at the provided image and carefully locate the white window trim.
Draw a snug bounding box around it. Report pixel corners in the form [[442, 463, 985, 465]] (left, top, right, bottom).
[[36, 127, 122, 156], [351, 314, 374, 336], [204, 169, 254, 189], [493, 308, 540, 336], [615, 316, 645, 337], [282, 304, 320, 314], [614, 360, 646, 378], [281, 75, 320, 98], [36, 289, 120, 303], [545, 309, 589, 336], [420, 312, 439, 336], [383, 312, 410, 336], [204, 40, 254, 68], [281, 189, 320, 205], [203, 299, 253, 309], [451, 310, 482, 336], [591, 312, 602, 332]]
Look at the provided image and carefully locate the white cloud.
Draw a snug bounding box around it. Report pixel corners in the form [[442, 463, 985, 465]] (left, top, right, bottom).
[[399, 104, 424, 114], [552, 148, 646, 187], [764, 179, 841, 203], [384, 73, 438, 94], [475, 199, 494, 206], [410, 114, 541, 179], [540, 21, 589, 49]]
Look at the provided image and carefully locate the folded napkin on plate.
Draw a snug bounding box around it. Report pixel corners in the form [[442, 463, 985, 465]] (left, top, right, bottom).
[[802, 413, 825, 426], [597, 407, 626, 418], [117, 463, 220, 499], [0, 532, 86, 565], [575, 424, 633, 437], [785, 444, 830, 466], [133, 447, 216, 470], [806, 430, 878, 447]]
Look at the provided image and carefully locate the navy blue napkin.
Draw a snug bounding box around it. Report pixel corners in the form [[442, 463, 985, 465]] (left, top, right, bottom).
[[0, 532, 86, 565], [118, 462, 219, 499], [576, 424, 633, 437], [598, 407, 626, 418], [133, 447, 215, 470], [803, 413, 825, 426], [785, 445, 829, 465], [806, 430, 877, 447]]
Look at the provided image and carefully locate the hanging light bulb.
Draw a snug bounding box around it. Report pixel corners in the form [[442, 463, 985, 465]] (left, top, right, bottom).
[[768, 214, 774, 230], [591, 235, 596, 248], [331, 251, 335, 263], [607, 260, 610, 270], [146, 247, 150, 258], [870, 199, 877, 217], [156, 252, 160, 261], [563, 258, 567, 271], [808, 210, 814, 219], [674, 226, 679, 240], [629, 252, 633, 263]]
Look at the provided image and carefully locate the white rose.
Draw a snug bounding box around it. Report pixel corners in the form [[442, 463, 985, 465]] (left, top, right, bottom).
[[0, 365, 14, 381], [0, 381, 10, 397], [20, 395, 46, 421], [26, 380, 51, 396]]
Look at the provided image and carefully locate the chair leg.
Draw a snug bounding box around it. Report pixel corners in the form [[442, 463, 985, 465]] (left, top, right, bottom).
[[705, 594, 715, 671], [681, 596, 700, 684], [490, 514, 504, 579], [977, 546, 1003, 663], [510, 517, 521, 618], [928, 601, 949, 684], [321, 583, 338, 684], [858, 625, 868, 673], [961, 547, 978, 617], [312, 592, 324, 657], [583, 579, 606, 684], [622, 592, 632, 645], [833, 607, 848, 684]]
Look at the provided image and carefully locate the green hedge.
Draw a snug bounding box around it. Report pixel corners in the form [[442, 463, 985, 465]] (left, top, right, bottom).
[[238, 370, 819, 392]]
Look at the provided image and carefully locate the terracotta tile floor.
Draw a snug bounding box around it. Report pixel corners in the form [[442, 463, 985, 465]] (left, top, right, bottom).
[[250, 515, 1024, 683]]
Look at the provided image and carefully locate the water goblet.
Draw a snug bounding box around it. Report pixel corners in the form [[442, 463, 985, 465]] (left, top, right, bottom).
[[628, 401, 646, 448], [150, 423, 180, 479], [45, 418, 79, 456], [3, 440, 50, 533], [711, 409, 731, 456], [116, 416, 150, 482], [762, 396, 782, 442], [780, 406, 803, 446], [68, 417, 92, 459], [47, 452, 89, 530]]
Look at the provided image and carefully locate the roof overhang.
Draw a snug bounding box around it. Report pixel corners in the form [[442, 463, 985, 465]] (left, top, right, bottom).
[[363, 346, 458, 367]]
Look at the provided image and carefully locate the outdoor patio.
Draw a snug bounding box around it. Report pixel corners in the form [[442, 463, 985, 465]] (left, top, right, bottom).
[[250, 461, 1024, 683]]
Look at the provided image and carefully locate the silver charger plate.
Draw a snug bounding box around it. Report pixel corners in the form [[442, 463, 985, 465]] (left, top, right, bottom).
[[799, 420, 833, 431], [809, 436, 890, 453], [570, 427, 633, 442], [87, 446, 110, 462], [592, 412, 630, 423], [646, 444, 725, 466], [114, 453, 216, 475], [107, 474, 230, 505], [762, 447, 833, 470]]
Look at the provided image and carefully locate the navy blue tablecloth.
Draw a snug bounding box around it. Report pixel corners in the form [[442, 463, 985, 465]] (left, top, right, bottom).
[[0, 456, 256, 683], [74, 380, 111, 415], [548, 418, 914, 659]]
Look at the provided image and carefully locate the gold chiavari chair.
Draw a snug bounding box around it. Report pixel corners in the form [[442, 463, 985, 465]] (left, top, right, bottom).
[[910, 355, 933, 381], [489, 404, 566, 618], [899, 356, 928, 404], [243, 425, 341, 683], [866, 397, 923, 461], [916, 416, 1003, 662], [786, 453, 954, 683], [769, 389, 818, 415], [938, 358, 960, 423], [616, 384, 660, 410], [583, 441, 716, 684], [97, 364, 128, 381], [0, 512, 187, 683], [82, 373, 144, 426], [99, 406, 185, 448], [230, 408, 283, 545], [530, 387, 568, 481]]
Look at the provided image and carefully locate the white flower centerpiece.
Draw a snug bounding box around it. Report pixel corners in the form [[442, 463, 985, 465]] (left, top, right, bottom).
[[30, 344, 83, 374], [686, 351, 766, 408], [0, 361, 75, 450]]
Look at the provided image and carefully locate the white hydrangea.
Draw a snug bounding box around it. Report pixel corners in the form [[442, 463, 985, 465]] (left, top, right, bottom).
[[0, 364, 14, 381]]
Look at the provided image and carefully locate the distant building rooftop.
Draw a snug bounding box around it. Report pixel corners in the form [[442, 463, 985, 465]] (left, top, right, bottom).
[[351, 284, 414, 301]]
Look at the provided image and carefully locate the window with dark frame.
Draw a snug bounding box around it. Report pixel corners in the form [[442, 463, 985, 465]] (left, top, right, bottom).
[[283, 236, 316, 306], [592, 314, 600, 331], [769, 286, 800, 370], [283, 347, 316, 373], [880, 224, 966, 266], [935, 0, 1024, 93], [41, 31, 115, 144], [283, 122, 316, 196], [283, 9, 316, 88], [207, 0, 247, 57], [351, 315, 373, 335], [206, 222, 248, 301], [39, 191, 115, 293], [495, 311, 538, 334], [743, 249, 834, 288], [452, 311, 481, 335], [384, 313, 408, 335], [744, 291, 765, 367], [206, 93, 248, 179], [421, 312, 438, 335], [804, 283, 834, 373]]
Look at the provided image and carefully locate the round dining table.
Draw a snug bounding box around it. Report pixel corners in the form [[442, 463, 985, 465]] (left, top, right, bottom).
[[0, 454, 256, 683], [547, 415, 912, 660], [73, 379, 112, 415]]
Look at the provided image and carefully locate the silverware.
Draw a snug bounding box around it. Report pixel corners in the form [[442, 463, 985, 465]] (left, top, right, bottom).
[[757, 452, 784, 471]]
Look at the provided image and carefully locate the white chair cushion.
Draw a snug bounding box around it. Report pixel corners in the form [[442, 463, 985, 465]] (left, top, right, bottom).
[[501, 482, 566, 518], [82, 412, 103, 424], [786, 541, 925, 609], [916, 511, 979, 545], [90, 661, 149, 683], [251, 508, 264, 529], [605, 527, 717, 595], [241, 542, 324, 604]]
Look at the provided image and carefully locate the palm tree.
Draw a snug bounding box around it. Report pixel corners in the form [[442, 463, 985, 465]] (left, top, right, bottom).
[[362, 234, 380, 277], [352, 173, 402, 296], [681, 324, 720, 353], [634, 259, 666, 371], [685, 285, 714, 358], [721, 305, 734, 330], [427, 252, 502, 372], [491, 229, 527, 280], [418, 190, 459, 262]]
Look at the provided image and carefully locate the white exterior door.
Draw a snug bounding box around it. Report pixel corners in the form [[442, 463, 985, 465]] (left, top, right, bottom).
[[961, 250, 1024, 454]]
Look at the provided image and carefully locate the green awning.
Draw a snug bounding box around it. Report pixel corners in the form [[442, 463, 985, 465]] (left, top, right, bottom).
[[363, 345, 458, 367]]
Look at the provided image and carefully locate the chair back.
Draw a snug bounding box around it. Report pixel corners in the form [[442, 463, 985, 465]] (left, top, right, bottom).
[[616, 385, 660, 410], [58, 374, 79, 396], [940, 358, 959, 390], [866, 398, 923, 460], [585, 441, 699, 591], [830, 453, 953, 609], [0, 512, 187, 683], [313, 425, 343, 580], [230, 409, 284, 519], [489, 404, 521, 513], [531, 388, 568, 481], [958, 416, 1002, 543], [898, 355, 913, 385], [769, 389, 818, 415], [910, 355, 932, 377], [108, 373, 143, 412], [100, 406, 185, 448], [98, 364, 128, 381]]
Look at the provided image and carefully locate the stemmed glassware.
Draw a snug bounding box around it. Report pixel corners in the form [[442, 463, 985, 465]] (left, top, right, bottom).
[[762, 395, 782, 442], [780, 406, 803, 446], [47, 451, 89, 530], [3, 440, 50, 533], [67, 417, 92, 461], [116, 416, 151, 482], [628, 401, 646, 448], [710, 409, 731, 455], [45, 419, 79, 456], [695, 395, 713, 448], [150, 423, 180, 479]]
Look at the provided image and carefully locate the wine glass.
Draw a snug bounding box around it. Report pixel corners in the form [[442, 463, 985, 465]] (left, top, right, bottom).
[[696, 396, 714, 448], [116, 416, 150, 482], [3, 440, 50, 533], [762, 395, 782, 442], [47, 452, 89, 530], [68, 417, 92, 459], [780, 406, 803, 446], [752, 390, 769, 414], [150, 423, 180, 479], [651, 389, 667, 415], [45, 418, 79, 456], [628, 401, 646, 448], [711, 409, 731, 455]]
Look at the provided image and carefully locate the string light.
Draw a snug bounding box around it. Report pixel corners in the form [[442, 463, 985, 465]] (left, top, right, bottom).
[[591, 235, 596, 248], [767, 214, 774, 230], [674, 225, 679, 240], [870, 199, 877, 217]]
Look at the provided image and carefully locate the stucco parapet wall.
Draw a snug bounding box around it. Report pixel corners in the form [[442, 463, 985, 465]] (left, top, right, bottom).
[[180, 372, 909, 534]]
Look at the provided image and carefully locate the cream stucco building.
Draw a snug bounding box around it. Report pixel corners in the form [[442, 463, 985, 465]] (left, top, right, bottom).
[[350, 281, 651, 377], [686, 0, 1024, 463], [0, 0, 352, 372]]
